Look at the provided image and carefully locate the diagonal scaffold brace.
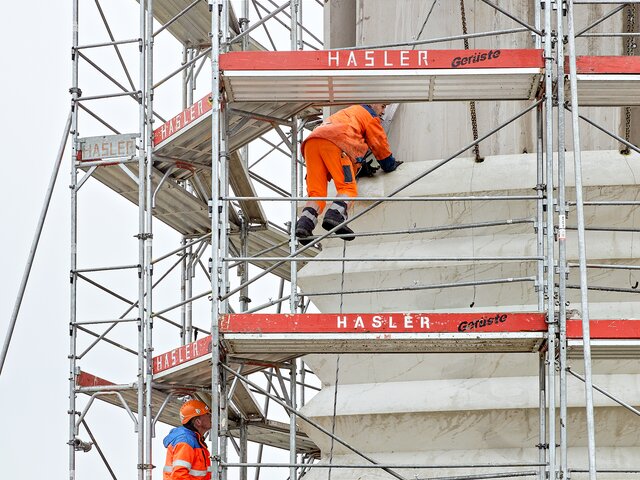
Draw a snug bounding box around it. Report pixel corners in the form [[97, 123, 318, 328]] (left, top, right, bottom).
[[0, 110, 73, 375]]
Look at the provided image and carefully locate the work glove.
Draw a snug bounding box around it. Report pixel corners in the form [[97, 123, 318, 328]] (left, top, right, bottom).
[[378, 155, 403, 172], [356, 159, 379, 178]]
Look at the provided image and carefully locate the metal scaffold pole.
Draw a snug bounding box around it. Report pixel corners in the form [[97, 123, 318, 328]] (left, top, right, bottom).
[[211, 2, 223, 480], [542, 1, 557, 478], [555, 3, 569, 478], [68, 2, 80, 478], [289, 4, 301, 478], [289, 0, 300, 316], [565, 1, 598, 478], [136, 1, 148, 478], [0, 110, 71, 375], [144, 0, 155, 477]]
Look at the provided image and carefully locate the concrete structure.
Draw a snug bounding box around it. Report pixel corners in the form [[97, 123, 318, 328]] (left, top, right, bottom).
[[298, 1, 640, 478]]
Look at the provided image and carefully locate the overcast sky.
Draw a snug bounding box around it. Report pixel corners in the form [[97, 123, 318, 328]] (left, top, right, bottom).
[[1, 2, 80, 477], [0, 1, 321, 478]]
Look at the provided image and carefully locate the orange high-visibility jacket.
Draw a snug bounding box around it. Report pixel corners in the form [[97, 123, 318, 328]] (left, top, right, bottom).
[[163, 426, 211, 480], [302, 105, 392, 164]]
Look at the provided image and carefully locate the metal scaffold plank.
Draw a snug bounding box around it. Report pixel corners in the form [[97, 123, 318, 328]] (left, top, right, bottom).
[[76, 370, 319, 455], [221, 49, 544, 103], [221, 312, 548, 354], [141, 0, 264, 49], [152, 93, 318, 157], [570, 56, 640, 106]]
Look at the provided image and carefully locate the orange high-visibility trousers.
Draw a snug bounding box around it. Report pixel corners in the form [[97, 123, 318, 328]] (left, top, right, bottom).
[[303, 138, 357, 214]]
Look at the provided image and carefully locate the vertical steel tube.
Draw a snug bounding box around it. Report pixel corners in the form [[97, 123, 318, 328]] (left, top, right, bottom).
[[181, 48, 188, 110], [241, 0, 250, 51], [289, 0, 300, 314], [290, 6, 302, 476], [240, 419, 248, 480], [289, 361, 298, 480], [543, 2, 557, 479], [219, 100, 230, 480], [180, 238, 187, 345], [239, 215, 250, 312], [69, 2, 80, 478], [187, 48, 195, 106], [535, 21, 545, 474], [299, 358, 306, 407], [219, 5, 230, 479], [144, 0, 155, 477], [239, 0, 250, 314], [137, 1, 147, 479], [555, 4, 569, 479], [186, 244, 194, 342], [220, 363, 229, 480], [566, 2, 597, 478], [536, 104, 545, 313], [534, 0, 542, 49], [538, 352, 547, 480], [211, 2, 222, 480]]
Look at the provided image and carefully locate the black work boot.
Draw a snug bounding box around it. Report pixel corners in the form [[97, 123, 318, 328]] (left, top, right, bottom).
[[321, 201, 355, 241], [295, 207, 318, 246]]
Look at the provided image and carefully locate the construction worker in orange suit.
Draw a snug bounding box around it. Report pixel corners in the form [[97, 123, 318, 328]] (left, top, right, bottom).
[[163, 399, 212, 480], [295, 104, 402, 244]]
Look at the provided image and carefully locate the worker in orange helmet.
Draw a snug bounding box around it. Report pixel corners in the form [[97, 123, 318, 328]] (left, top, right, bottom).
[[295, 104, 402, 244], [163, 399, 212, 480]]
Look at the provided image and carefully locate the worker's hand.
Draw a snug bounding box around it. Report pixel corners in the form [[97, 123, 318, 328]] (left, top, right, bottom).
[[356, 159, 379, 178], [378, 155, 403, 172]]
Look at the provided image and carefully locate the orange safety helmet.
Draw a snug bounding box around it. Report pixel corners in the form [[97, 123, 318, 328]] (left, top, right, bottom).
[[179, 399, 211, 425]]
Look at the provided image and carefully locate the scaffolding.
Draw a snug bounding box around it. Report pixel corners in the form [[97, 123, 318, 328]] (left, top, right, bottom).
[[3, 0, 640, 479]]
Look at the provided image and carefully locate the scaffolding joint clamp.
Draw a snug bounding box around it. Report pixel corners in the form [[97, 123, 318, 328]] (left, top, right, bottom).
[[135, 233, 153, 240], [69, 87, 82, 98], [535, 442, 549, 450]]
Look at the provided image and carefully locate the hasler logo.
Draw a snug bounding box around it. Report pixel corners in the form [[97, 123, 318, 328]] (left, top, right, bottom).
[[457, 314, 507, 332], [153, 337, 211, 373], [451, 49, 501, 68], [336, 314, 431, 330], [327, 50, 428, 68], [154, 94, 213, 145]]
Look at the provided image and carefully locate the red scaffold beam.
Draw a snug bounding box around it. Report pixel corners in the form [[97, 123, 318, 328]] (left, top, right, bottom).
[[220, 49, 544, 71], [219, 312, 547, 334], [152, 92, 213, 146], [566, 319, 640, 339], [572, 55, 640, 74]]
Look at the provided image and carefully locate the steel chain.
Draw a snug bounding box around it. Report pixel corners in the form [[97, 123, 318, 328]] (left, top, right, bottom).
[[460, 0, 483, 162], [623, 5, 637, 153]]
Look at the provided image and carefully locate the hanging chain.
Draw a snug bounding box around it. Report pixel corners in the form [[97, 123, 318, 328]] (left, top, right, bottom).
[[460, 0, 483, 162], [623, 5, 637, 153]]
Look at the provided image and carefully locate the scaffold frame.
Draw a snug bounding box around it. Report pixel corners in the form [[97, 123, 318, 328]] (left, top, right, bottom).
[[4, 1, 640, 480]]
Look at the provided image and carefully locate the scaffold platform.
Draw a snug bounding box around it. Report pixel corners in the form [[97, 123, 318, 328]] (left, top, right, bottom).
[[141, 0, 265, 49], [218, 314, 640, 357], [76, 369, 319, 455], [572, 56, 640, 106], [220, 49, 544, 103]]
